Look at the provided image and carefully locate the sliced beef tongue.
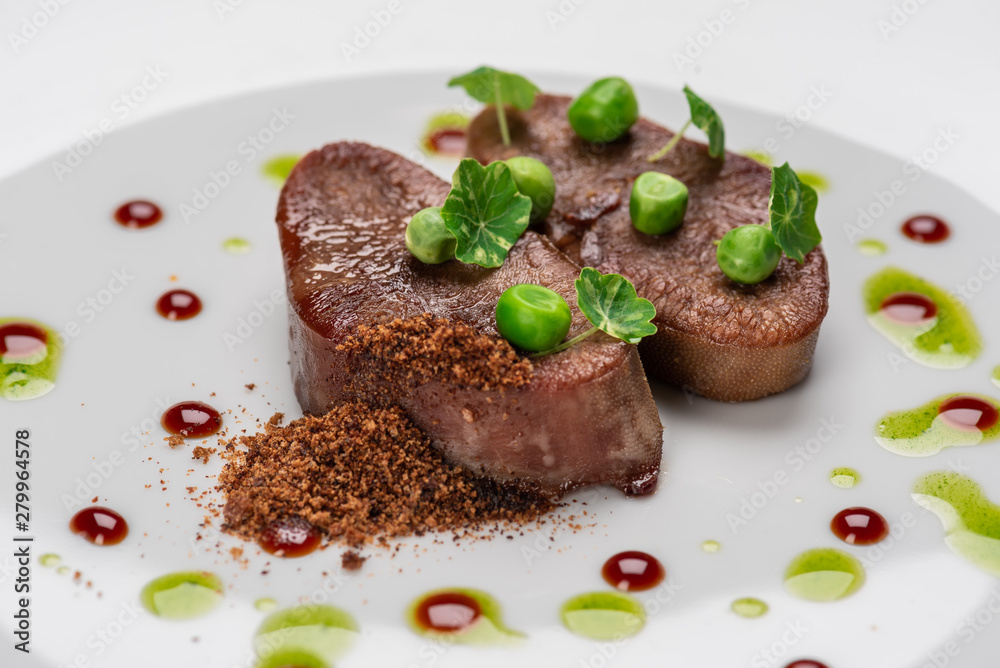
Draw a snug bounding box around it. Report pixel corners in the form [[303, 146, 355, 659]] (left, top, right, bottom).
[[467, 94, 830, 402], [277, 141, 662, 496]]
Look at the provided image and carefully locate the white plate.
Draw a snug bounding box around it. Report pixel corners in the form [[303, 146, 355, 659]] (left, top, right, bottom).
[[3, 71, 999, 668]]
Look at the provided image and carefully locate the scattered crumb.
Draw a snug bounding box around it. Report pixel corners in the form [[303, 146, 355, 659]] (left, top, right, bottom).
[[341, 550, 367, 571], [245, 383, 256, 391], [164, 435, 184, 448], [191, 446, 216, 464]]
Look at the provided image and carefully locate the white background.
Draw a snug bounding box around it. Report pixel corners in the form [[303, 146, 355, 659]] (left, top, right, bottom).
[[3, 0, 1000, 212]]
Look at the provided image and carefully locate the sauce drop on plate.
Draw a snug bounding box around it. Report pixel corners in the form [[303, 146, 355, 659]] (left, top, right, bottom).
[[784, 548, 865, 602], [913, 471, 1000, 576], [601, 550, 665, 591], [259, 516, 322, 557], [414, 591, 482, 632], [69, 506, 128, 545], [830, 467, 860, 488], [875, 393, 1000, 456], [156, 289, 202, 320], [731, 597, 768, 618], [141, 571, 224, 620], [879, 292, 937, 324], [901, 214, 950, 243], [114, 200, 163, 229], [161, 401, 222, 438], [560, 591, 646, 640], [0, 319, 62, 400], [784, 661, 830, 668], [938, 395, 1000, 432], [831, 507, 889, 545]]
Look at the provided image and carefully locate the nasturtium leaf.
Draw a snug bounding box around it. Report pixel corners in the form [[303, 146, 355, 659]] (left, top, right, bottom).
[[683, 86, 725, 160], [574, 267, 657, 344], [448, 66, 540, 111], [441, 159, 532, 268], [769, 162, 822, 263]]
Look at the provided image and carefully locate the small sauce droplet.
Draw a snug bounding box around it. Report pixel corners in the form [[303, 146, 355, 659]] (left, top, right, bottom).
[[913, 471, 1000, 576], [992, 365, 1000, 389], [857, 238, 887, 256], [783, 661, 830, 668], [902, 214, 950, 244], [938, 395, 1000, 432], [831, 507, 889, 545], [222, 237, 252, 254], [0, 319, 62, 401], [701, 539, 720, 553], [0, 322, 48, 361], [784, 548, 865, 602], [560, 591, 646, 640], [731, 597, 769, 618], [114, 200, 163, 229], [39, 553, 61, 567], [414, 591, 482, 632], [830, 467, 861, 489], [427, 128, 467, 156], [259, 516, 322, 557], [69, 507, 128, 545], [141, 571, 224, 620], [254, 597, 278, 611], [156, 289, 202, 321], [601, 551, 665, 591], [880, 292, 937, 324], [161, 401, 222, 438], [56, 566, 70, 576]]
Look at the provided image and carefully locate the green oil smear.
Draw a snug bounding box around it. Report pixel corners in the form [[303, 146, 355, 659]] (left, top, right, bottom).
[[406, 588, 522, 646], [701, 539, 721, 553], [830, 467, 861, 488], [784, 548, 865, 602], [254, 597, 278, 612], [421, 111, 470, 154], [56, 566, 70, 576], [875, 393, 1000, 456], [731, 597, 768, 618], [797, 171, 829, 193], [863, 267, 981, 368], [1, 319, 62, 401], [141, 571, 224, 620], [560, 591, 645, 641], [262, 154, 302, 186], [743, 149, 772, 166], [913, 471, 1000, 576], [857, 239, 887, 256], [992, 365, 1000, 388], [223, 237, 252, 254], [254, 604, 358, 668], [39, 554, 61, 568]]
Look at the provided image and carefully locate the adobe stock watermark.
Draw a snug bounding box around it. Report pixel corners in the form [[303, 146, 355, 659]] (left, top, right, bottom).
[[213, 0, 247, 20], [51, 65, 169, 181], [8, 0, 71, 53], [55, 267, 136, 349], [222, 289, 286, 352], [672, 0, 753, 73], [756, 85, 834, 157], [340, 0, 407, 63], [726, 417, 844, 533], [843, 126, 959, 243], [750, 619, 809, 668], [919, 588, 1000, 668], [877, 0, 931, 40], [60, 600, 143, 668], [544, 0, 591, 31], [519, 487, 604, 566], [179, 107, 294, 223]]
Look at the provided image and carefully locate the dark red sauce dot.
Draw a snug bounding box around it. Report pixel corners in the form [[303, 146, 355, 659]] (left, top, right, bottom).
[[156, 289, 202, 321], [161, 401, 222, 438], [879, 292, 937, 324], [902, 215, 950, 244], [783, 661, 829, 668], [414, 592, 482, 632], [831, 507, 889, 545], [0, 322, 48, 361], [938, 396, 1000, 432], [114, 200, 163, 229], [602, 550, 666, 591], [70, 507, 129, 545], [427, 128, 467, 156], [258, 517, 322, 557]]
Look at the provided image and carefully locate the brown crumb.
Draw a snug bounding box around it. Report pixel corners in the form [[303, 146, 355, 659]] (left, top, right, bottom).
[[91, 496, 98, 503], [245, 383, 256, 391], [341, 550, 367, 571], [218, 402, 556, 548], [191, 446, 216, 464], [164, 435, 184, 448], [229, 547, 243, 560]]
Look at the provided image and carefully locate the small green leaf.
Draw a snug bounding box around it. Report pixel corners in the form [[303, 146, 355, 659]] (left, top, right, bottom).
[[441, 159, 532, 268], [574, 267, 657, 344], [769, 162, 822, 263], [683, 86, 725, 160], [448, 66, 539, 110]]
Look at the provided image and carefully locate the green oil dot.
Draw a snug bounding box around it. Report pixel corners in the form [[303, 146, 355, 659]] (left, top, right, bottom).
[[863, 267, 981, 368], [992, 365, 1000, 389], [875, 394, 1000, 456], [742, 149, 772, 166], [406, 589, 522, 646], [222, 237, 252, 254], [731, 597, 769, 618], [421, 111, 470, 156], [39, 553, 61, 568], [784, 548, 865, 602], [1, 319, 62, 401], [141, 571, 224, 620], [254, 604, 358, 668], [560, 591, 645, 641], [56, 566, 70, 576], [797, 171, 829, 193], [913, 471, 1000, 576], [701, 539, 720, 553], [262, 154, 302, 186], [857, 239, 887, 256], [254, 597, 278, 612], [830, 468, 861, 489]]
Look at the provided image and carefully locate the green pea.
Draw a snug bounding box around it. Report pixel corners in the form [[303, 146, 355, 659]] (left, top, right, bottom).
[[505, 156, 556, 222], [567, 77, 639, 143], [495, 284, 572, 352], [629, 172, 688, 235], [716, 225, 782, 284], [405, 206, 456, 264]]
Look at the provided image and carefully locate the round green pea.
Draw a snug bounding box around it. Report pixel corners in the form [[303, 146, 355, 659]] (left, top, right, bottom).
[[567, 77, 639, 143], [716, 225, 782, 284], [495, 284, 572, 352], [629, 172, 688, 235], [505, 156, 556, 222], [405, 206, 456, 264]]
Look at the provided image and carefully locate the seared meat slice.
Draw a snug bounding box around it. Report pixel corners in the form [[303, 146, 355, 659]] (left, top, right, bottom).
[[467, 94, 829, 402], [277, 142, 662, 495]]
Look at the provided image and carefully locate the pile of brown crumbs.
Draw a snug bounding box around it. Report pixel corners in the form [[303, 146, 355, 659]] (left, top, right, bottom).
[[339, 314, 533, 396], [218, 402, 556, 547]]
